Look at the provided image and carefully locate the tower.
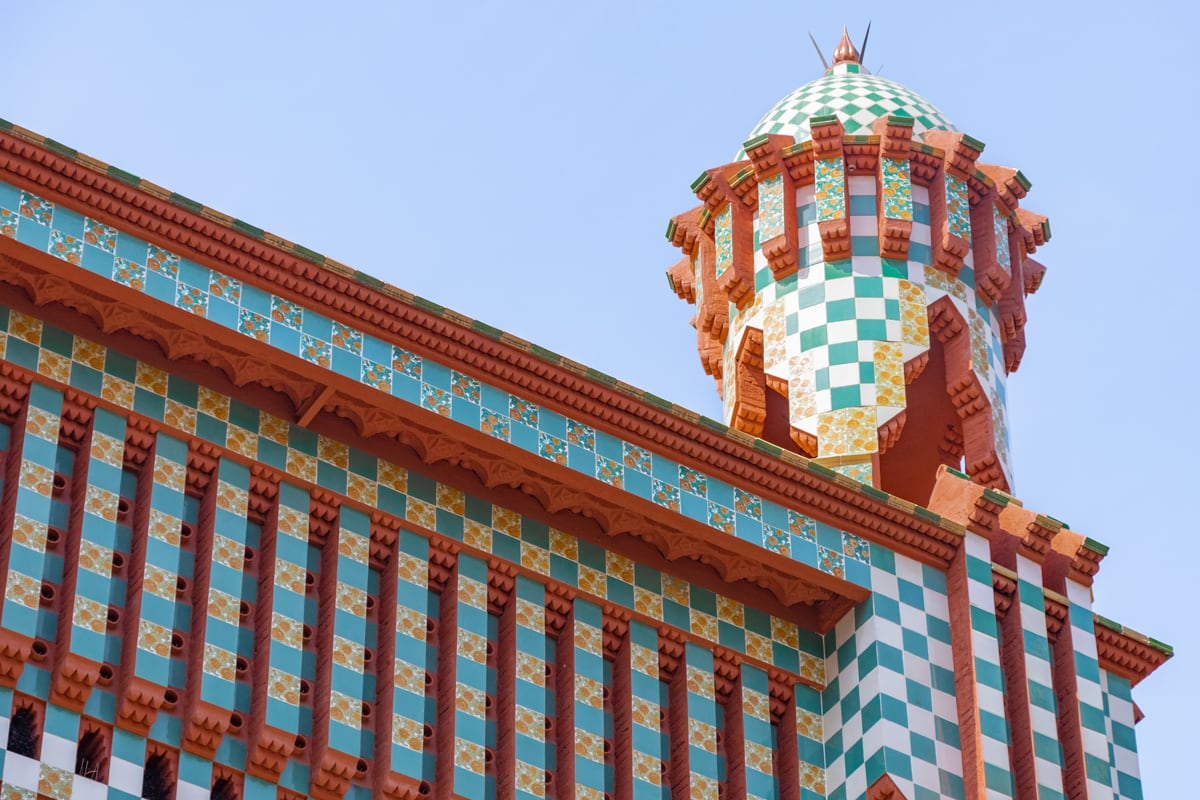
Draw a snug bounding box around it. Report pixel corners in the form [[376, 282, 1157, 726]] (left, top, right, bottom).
[[667, 29, 1047, 504]]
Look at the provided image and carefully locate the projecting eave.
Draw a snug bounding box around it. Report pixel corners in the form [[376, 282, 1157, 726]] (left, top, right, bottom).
[[0, 118, 993, 630]]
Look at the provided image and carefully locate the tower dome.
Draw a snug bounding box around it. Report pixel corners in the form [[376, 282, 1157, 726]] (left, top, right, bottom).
[[666, 37, 1051, 503], [739, 63, 956, 158]]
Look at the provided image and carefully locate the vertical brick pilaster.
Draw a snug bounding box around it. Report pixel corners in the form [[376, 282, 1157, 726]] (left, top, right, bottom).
[[684, 641, 720, 799], [947, 533, 1015, 800]]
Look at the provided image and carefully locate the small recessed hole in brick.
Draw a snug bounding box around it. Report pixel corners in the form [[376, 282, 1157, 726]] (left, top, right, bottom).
[[106, 607, 120, 629], [39, 583, 55, 605], [423, 724, 434, 740], [302, 625, 313, 641], [117, 498, 131, 519], [659, 709, 667, 722], [98, 664, 114, 685], [180, 523, 193, 540], [305, 571, 316, 589], [715, 731, 723, 745], [299, 680, 311, 697], [602, 686, 610, 700], [544, 664, 553, 679], [235, 656, 248, 674], [545, 771, 554, 785], [355, 758, 368, 774], [363, 649, 373, 664], [425, 618, 436, 633], [361, 702, 372, 719], [484, 695, 493, 710], [660, 760, 668, 775], [483, 749, 494, 765], [228, 713, 243, 731], [162, 689, 178, 709], [110, 552, 124, 571], [424, 672, 434, 687], [365, 595, 375, 611], [294, 735, 306, 751], [485, 641, 494, 657], [239, 601, 251, 617], [52, 473, 67, 495], [544, 716, 553, 732], [176, 576, 188, 596], [418, 781, 432, 796], [243, 546, 255, 562], [603, 739, 612, 754], [46, 527, 62, 550], [171, 633, 185, 651], [31, 640, 48, 660]]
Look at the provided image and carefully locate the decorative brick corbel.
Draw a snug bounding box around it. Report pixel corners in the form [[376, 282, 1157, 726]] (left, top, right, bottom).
[[487, 560, 515, 615], [873, 115, 915, 260], [810, 116, 851, 261], [117, 675, 170, 736], [310, 749, 360, 800], [370, 513, 401, 568], [730, 328, 767, 437], [246, 724, 298, 784], [50, 651, 103, 713], [968, 194, 1011, 305], [866, 773, 910, 800], [692, 166, 757, 307], [59, 389, 95, 445], [0, 629, 33, 688], [924, 132, 984, 277], [745, 134, 801, 279], [182, 699, 233, 760]]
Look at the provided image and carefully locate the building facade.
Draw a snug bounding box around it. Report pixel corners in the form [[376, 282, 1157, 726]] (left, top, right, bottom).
[[0, 32, 1170, 800]]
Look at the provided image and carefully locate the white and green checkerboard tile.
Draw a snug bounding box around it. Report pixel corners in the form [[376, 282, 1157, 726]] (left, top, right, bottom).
[[0, 186, 868, 588], [1063, 579, 1119, 799], [822, 549, 963, 800], [1012, 556, 1066, 799], [1101, 671, 1142, 800], [738, 63, 955, 158]]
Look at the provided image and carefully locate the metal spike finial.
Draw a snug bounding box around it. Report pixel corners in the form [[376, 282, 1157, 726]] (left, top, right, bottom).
[[859, 21, 872, 67], [832, 26, 860, 65], [808, 32, 829, 70]]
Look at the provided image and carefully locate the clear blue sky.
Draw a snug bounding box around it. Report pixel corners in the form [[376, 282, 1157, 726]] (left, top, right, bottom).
[[6, 2, 1195, 793]]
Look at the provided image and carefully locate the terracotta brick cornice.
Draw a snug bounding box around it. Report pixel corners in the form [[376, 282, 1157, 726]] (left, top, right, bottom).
[[1093, 618, 1173, 687], [0, 127, 975, 574]]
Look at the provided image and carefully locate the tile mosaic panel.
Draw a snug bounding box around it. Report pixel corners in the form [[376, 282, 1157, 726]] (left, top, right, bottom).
[[815, 158, 847, 221], [758, 173, 785, 242], [327, 505, 371, 756], [944, 173, 970, 240], [263, 482, 310, 736], [879, 158, 913, 221], [0, 184, 870, 586], [993, 206, 1011, 275], [714, 205, 733, 280]]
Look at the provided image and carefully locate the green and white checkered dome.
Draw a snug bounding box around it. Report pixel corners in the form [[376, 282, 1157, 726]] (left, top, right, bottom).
[[738, 63, 954, 158]]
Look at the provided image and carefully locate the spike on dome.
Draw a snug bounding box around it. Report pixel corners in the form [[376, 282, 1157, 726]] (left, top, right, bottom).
[[832, 26, 860, 65]]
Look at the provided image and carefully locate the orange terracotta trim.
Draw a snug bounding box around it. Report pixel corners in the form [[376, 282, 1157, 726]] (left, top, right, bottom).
[[866, 773, 910, 800], [1093, 621, 1171, 687]]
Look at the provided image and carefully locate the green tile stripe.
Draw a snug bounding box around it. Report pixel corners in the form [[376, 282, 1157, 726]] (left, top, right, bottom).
[[63, 408, 127, 662], [628, 620, 666, 800], [1, 382, 63, 638], [132, 432, 189, 686], [198, 458, 251, 708], [451, 554, 490, 798], [262, 482, 310, 736]]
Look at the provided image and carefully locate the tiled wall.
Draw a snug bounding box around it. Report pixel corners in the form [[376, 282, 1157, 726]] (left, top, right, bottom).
[[0, 180, 874, 590]]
